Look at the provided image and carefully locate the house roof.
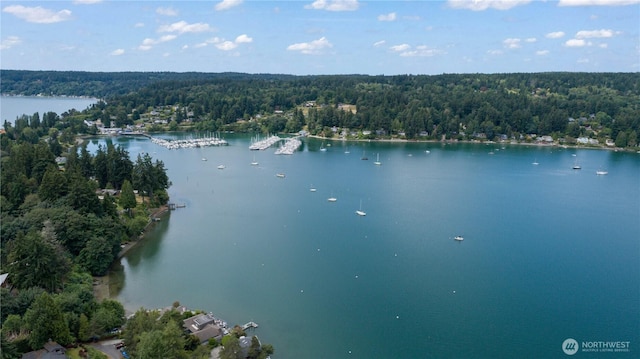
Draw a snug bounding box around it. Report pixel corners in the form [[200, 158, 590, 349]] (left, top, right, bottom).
[[192, 324, 223, 343]]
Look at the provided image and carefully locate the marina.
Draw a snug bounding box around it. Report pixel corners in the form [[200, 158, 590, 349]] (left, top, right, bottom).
[[150, 134, 228, 149], [274, 137, 302, 155], [249, 135, 281, 150]]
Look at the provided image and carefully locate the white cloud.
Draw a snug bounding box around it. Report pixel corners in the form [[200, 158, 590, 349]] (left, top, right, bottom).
[[447, 0, 532, 11], [235, 34, 253, 43], [565, 39, 587, 47], [536, 50, 550, 55], [390, 44, 411, 52], [159, 34, 177, 42], [305, 0, 360, 12], [215, 0, 243, 11], [138, 35, 177, 51], [216, 41, 237, 51], [110, 48, 125, 56], [525, 37, 537, 43], [73, 0, 102, 4], [158, 21, 211, 34], [487, 49, 504, 55], [598, 43, 608, 48], [200, 35, 252, 51], [287, 37, 333, 55], [378, 12, 397, 21], [156, 7, 178, 16], [558, 0, 640, 6], [3, 5, 72, 24], [398, 45, 446, 57], [0, 36, 21, 50], [373, 40, 386, 47], [134, 22, 144, 28], [577, 58, 590, 63], [545, 31, 565, 39], [575, 29, 616, 38], [503, 38, 521, 49]]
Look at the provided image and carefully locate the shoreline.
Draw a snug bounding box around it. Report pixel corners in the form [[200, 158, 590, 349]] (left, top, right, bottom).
[[92, 205, 170, 302], [305, 134, 632, 152]]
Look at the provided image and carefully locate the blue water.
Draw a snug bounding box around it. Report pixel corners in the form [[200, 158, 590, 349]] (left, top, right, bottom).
[[0, 95, 98, 123], [85, 135, 639, 358]]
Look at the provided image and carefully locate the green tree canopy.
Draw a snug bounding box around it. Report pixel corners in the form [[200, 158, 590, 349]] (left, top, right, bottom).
[[23, 292, 72, 348]]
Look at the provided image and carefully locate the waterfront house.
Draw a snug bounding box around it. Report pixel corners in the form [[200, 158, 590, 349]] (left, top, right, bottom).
[[183, 313, 224, 343]]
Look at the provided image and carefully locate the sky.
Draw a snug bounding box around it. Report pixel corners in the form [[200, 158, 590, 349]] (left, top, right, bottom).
[[1, 0, 639, 75]]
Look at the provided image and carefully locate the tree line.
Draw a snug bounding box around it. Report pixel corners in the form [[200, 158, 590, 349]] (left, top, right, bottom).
[[3, 71, 638, 147]]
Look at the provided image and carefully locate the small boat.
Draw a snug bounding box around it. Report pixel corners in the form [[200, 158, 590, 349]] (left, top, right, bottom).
[[345, 147, 350, 154], [355, 200, 366, 216], [217, 164, 225, 169], [310, 184, 317, 192], [320, 142, 327, 152], [276, 173, 285, 178], [596, 170, 608, 175], [251, 155, 258, 166], [572, 157, 581, 170], [454, 236, 464, 241], [202, 158, 207, 161], [327, 192, 337, 202], [361, 151, 368, 160], [374, 153, 382, 166]]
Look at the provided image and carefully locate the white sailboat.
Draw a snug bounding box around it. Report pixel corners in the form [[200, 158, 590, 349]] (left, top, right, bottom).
[[310, 184, 317, 192], [327, 192, 337, 202], [374, 153, 381, 165], [251, 155, 258, 166], [355, 200, 366, 216], [320, 142, 327, 152]]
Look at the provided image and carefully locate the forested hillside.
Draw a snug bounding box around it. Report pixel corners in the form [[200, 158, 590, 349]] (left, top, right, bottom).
[[3, 71, 640, 146]]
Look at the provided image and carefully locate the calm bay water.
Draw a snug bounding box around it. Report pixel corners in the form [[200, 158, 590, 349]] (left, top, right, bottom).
[[5, 94, 637, 357], [0, 95, 98, 123], [82, 134, 640, 358]]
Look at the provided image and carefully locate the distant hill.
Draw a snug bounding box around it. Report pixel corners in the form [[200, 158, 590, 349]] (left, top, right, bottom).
[[0, 70, 296, 98]]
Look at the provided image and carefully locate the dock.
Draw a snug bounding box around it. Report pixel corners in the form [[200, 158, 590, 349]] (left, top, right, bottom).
[[150, 134, 228, 149], [249, 135, 281, 150], [275, 137, 302, 155], [242, 321, 259, 330]]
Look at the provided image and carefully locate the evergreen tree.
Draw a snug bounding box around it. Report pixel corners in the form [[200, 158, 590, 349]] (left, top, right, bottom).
[[39, 165, 68, 201], [7, 230, 70, 292], [119, 180, 136, 216], [23, 292, 72, 348]]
